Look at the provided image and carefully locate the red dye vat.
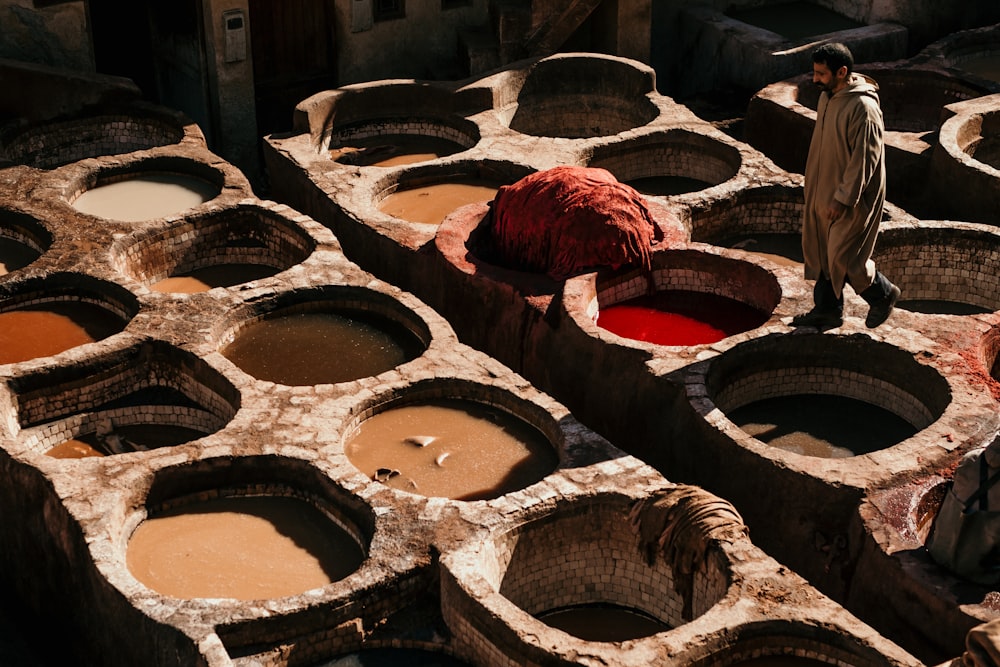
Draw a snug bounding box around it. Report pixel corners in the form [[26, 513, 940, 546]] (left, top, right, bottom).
[[596, 290, 769, 346]]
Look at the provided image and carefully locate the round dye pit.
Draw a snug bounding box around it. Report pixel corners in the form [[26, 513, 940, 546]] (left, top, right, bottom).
[[378, 178, 500, 226], [221, 293, 427, 386], [587, 250, 779, 347], [688, 185, 805, 267], [0, 278, 136, 364], [12, 341, 239, 458], [506, 54, 659, 138], [72, 171, 220, 222], [345, 391, 558, 501], [127, 493, 366, 600], [0, 210, 51, 276], [0, 111, 186, 169], [873, 224, 1000, 315], [322, 648, 472, 666], [587, 129, 741, 197], [112, 204, 317, 293], [442, 491, 739, 664], [704, 334, 950, 458]]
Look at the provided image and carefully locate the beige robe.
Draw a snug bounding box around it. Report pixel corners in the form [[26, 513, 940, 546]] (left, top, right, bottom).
[[802, 73, 886, 298]]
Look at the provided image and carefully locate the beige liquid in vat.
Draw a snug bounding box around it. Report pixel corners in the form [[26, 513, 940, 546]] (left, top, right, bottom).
[[0, 303, 122, 364], [127, 495, 365, 600], [346, 398, 557, 500], [378, 180, 499, 225], [73, 173, 217, 222]]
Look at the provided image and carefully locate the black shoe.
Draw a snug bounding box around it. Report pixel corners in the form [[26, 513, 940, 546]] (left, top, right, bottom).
[[791, 308, 843, 329], [865, 283, 900, 328]]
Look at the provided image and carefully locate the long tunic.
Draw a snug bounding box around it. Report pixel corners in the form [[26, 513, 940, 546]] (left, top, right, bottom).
[[802, 73, 886, 298]]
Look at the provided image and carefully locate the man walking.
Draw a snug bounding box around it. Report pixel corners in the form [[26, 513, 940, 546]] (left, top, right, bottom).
[[792, 42, 900, 330]]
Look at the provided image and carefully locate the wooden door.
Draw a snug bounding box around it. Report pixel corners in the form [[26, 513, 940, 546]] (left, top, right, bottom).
[[248, 0, 338, 135]]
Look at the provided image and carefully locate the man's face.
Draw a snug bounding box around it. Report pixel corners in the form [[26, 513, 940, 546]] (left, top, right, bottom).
[[812, 61, 847, 94]]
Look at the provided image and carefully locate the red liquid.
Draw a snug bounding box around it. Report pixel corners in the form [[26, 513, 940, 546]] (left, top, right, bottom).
[[596, 290, 768, 346]]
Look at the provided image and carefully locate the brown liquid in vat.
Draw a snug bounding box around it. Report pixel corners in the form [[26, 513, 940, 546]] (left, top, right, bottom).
[[730, 656, 834, 667], [0, 303, 122, 364], [728, 394, 917, 458], [127, 495, 364, 600], [72, 173, 217, 222], [45, 438, 105, 459], [961, 54, 1000, 82], [346, 399, 557, 500], [722, 233, 803, 267], [330, 135, 465, 167], [378, 180, 499, 225], [536, 605, 669, 642], [222, 310, 422, 385], [0, 238, 40, 275], [151, 264, 280, 293], [45, 424, 207, 458]]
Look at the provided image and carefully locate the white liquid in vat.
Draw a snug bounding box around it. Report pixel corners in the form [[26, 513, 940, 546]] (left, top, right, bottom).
[[73, 173, 218, 222]]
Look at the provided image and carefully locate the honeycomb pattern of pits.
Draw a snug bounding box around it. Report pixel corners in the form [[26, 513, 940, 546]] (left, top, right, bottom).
[[0, 109, 188, 169], [0, 272, 138, 365], [110, 202, 317, 291], [373, 160, 533, 226], [0, 208, 52, 276], [506, 53, 660, 138], [704, 334, 950, 457], [586, 129, 741, 197], [342, 377, 561, 501], [873, 223, 1000, 315], [585, 249, 781, 346], [687, 184, 804, 265], [218, 286, 430, 386], [11, 340, 239, 456], [67, 156, 224, 223]]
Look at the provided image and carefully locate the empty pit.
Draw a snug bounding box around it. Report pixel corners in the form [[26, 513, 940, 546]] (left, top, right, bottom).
[[12, 340, 239, 458], [0, 107, 188, 169], [873, 223, 1000, 315], [505, 53, 660, 138], [374, 161, 530, 226], [110, 202, 318, 293], [0, 208, 52, 276], [343, 378, 560, 501], [69, 158, 223, 223], [586, 129, 741, 197], [441, 490, 742, 665], [702, 334, 949, 458], [218, 286, 429, 386], [687, 184, 804, 267], [583, 249, 780, 348], [0, 273, 137, 365]]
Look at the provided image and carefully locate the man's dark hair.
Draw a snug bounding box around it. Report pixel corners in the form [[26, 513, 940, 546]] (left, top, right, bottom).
[[812, 42, 854, 74]]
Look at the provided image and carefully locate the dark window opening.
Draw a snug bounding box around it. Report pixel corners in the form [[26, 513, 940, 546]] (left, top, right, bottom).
[[375, 0, 405, 21]]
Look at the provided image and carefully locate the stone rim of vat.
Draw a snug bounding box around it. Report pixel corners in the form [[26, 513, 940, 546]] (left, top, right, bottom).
[[914, 22, 1000, 93], [107, 199, 323, 290], [0, 270, 139, 364], [585, 128, 744, 199], [340, 375, 570, 500], [0, 102, 199, 170], [213, 283, 439, 386], [684, 331, 999, 484], [58, 153, 241, 223], [503, 52, 661, 139], [370, 158, 534, 228], [438, 488, 904, 665], [0, 207, 53, 275], [873, 220, 1000, 314], [938, 94, 1000, 175], [6, 338, 241, 455], [561, 245, 788, 353]]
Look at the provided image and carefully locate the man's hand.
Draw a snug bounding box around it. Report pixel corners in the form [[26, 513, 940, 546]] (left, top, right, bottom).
[[826, 200, 847, 222]]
